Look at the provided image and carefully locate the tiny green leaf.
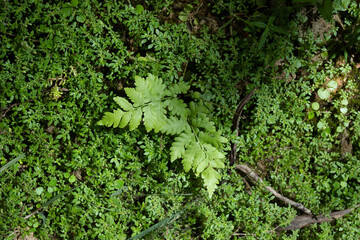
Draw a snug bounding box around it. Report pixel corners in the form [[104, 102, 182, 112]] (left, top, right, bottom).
[[71, 0, 79, 6], [69, 175, 76, 183], [341, 99, 348, 105], [327, 80, 338, 91], [36, 187, 44, 195], [312, 102, 320, 111], [61, 4, 73, 17], [324, 128, 331, 134], [336, 126, 343, 132], [340, 107, 348, 114], [317, 121, 325, 129], [179, 11, 188, 21], [321, 51, 328, 59], [76, 14, 86, 23], [317, 88, 330, 100], [308, 111, 315, 120], [135, 5, 144, 14]]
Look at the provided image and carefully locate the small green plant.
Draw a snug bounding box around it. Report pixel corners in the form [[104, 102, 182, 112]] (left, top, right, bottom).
[[179, 4, 194, 22], [98, 74, 227, 197]]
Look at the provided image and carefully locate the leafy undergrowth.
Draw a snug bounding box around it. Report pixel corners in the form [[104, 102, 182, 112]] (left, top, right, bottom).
[[1, 0, 360, 239]]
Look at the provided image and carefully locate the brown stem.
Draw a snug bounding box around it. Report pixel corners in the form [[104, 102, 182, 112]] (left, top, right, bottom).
[[276, 204, 360, 231], [235, 164, 313, 215], [230, 88, 257, 166]]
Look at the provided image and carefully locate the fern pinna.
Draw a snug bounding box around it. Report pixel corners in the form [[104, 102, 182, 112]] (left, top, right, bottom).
[[97, 74, 227, 197]]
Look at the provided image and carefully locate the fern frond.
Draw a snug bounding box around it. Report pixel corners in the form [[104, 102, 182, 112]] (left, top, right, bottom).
[[171, 128, 226, 197], [199, 131, 228, 148], [192, 148, 207, 175], [191, 113, 216, 133], [182, 142, 200, 172], [135, 74, 166, 102], [147, 74, 167, 100], [162, 116, 190, 135], [189, 100, 210, 117], [125, 88, 145, 107], [170, 132, 193, 162], [119, 111, 132, 128], [114, 97, 133, 111], [168, 81, 190, 96], [97, 109, 124, 128], [165, 98, 189, 118], [201, 166, 221, 198], [129, 108, 142, 130], [202, 144, 225, 167], [99, 74, 228, 198], [143, 102, 167, 133]]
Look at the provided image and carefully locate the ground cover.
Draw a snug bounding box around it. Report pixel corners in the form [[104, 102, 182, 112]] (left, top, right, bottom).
[[1, 0, 360, 239]]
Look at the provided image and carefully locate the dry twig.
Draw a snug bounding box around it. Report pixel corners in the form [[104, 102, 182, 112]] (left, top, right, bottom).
[[276, 204, 360, 231], [235, 164, 313, 215], [230, 88, 257, 166]]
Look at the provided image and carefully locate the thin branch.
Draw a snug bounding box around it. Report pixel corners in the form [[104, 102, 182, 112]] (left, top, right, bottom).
[[23, 207, 42, 219], [19, 204, 25, 218], [235, 164, 313, 215], [0, 103, 19, 120], [230, 88, 257, 166], [276, 204, 360, 231]]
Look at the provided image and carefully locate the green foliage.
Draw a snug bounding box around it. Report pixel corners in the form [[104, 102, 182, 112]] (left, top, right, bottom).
[[98, 74, 227, 197], [1, 0, 360, 239]]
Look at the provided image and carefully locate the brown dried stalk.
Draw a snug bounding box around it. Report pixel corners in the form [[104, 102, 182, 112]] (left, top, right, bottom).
[[235, 164, 313, 215]]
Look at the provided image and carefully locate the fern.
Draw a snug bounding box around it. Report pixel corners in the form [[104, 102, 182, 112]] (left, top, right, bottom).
[[98, 74, 227, 198]]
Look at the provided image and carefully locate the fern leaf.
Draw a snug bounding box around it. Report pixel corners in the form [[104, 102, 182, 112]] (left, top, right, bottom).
[[129, 108, 143, 130], [162, 116, 189, 135], [199, 131, 228, 148], [193, 150, 207, 175], [147, 74, 167, 101], [165, 98, 189, 118], [201, 166, 221, 198], [97, 109, 124, 128], [99, 74, 228, 198], [168, 81, 190, 96], [133, 75, 151, 101], [191, 114, 216, 133], [182, 143, 200, 172], [203, 144, 225, 160], [189, 100, 210, 117], [114, 97, 133, 111], [125, 88, 145, 107], [209, 158, 225, 169], [119, 111, 132, 128], [170, 132, 192, 162], [134, 74, 166, 102], [194, 143, 225, 175], [143, 102, 167, 133]]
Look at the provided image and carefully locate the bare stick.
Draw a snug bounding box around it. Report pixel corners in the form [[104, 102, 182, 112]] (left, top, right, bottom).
[[23, 207, 42, 219], [230, 88, 257, 166], [276, 204, 360, 231], [235, 164, 313, 215]]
